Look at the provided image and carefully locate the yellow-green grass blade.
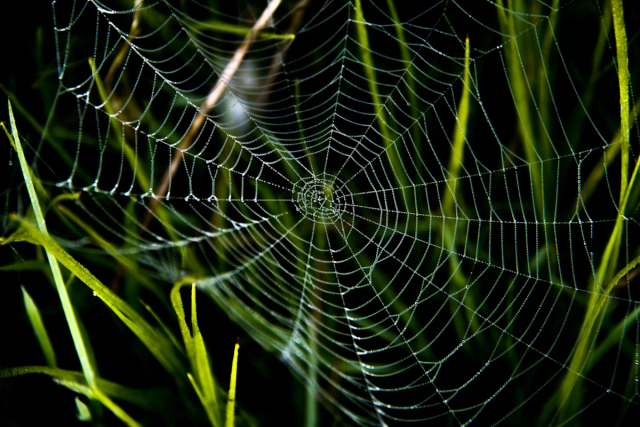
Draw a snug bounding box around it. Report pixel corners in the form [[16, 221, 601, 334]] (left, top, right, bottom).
[[75, 396, 92, 422], [441, 35, 480, 342], [2, 122, 49, 203], [139, 298, 185, 355], [55, 202, 157, 292], [0, 366, 148, 426], [581, 98, 640, 203], [0, 84, 76, 173], [171, 280, 197, 368], [1, 260, 49, 272], [1, 220, 186, 382], [386, 0, 421, 179], [612, 0, 630, 203], [225, 339, 240, 427], [192, 284, 220, 427], [88, 58, 150, 192], [191, 20, 294, 40], [5, 100, 97, 390], [495, 0, 543, 216], [556, 4, 634, 417], [172, 280, 220, 426], [354, 0, 407, 190], [22, 286, 57, 368]]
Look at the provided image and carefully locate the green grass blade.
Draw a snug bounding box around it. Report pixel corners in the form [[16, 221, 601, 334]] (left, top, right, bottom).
[[22, 286, 57, 368], [553, 3, 633, 419], [172, 281, 220, 426], [440, 36, 480, 342], [192, 284, 220, 427], [354, 0, 407, 190], [1, 260, 49, 272], [139, 299, 185, 355], [444, 35, 472, 215], [75, 396, 92, 422], [1, 122, 49, 203], [1, 220, 186, 382], [171, 281, 197, 367], [225, 339, 240, 427], [612, 0, 630, 203], [6, 100, 97, 389], [192, 20, 294, 40], [88, 58, 151, 192], [55, 203, 157, 291], [0, 365, 147, 426]]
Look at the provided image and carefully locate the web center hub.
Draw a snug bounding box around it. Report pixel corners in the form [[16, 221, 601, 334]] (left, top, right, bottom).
[[292, 175, 351, 225]]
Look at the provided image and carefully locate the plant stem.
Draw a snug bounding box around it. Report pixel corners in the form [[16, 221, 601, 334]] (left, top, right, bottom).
[[7, 100, 97, 389], [612, 0, 630, 205]]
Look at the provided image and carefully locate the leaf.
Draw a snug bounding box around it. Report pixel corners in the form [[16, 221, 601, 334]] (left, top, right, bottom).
[[75, 397, 92, 422], [0, 366, 144, 427], [172, 281, 220, 426], [22, 286, 57, 368], [192, 284, 219, 426], [225, 339, 240, 427], [2, 220, 186, 383], [5, 99, 98, 391]]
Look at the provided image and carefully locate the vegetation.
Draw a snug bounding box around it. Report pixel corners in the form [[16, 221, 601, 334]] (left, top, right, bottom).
[[1, 0, 639, 426]]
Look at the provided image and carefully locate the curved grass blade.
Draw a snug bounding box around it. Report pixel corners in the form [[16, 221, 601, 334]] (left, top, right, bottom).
[[172, 281, 220, 426]]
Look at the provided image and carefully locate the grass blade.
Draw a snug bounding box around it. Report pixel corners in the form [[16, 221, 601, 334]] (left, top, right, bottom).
[[1, 220, 187, 382], [21, 286, 57, 368], [192, 284, 220, 427], [5, 100, 97, 389], [553, 2, 634, 420], [172, 281, 220, 426], [75, 396, 92, 422], [354, 0, 407, 190], [225, 339, 240, 427], [612, 0, 630, 203], [0, 366, 145, 426]]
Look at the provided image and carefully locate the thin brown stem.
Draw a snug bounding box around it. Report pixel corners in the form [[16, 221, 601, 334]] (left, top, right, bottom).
[[142, 0, 283, 230]]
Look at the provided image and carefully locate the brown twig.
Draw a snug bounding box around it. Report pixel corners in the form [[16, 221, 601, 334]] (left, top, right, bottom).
[[142, 0, 283, 230]]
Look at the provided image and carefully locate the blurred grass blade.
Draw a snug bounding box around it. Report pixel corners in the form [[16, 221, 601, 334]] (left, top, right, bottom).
[[552, 4, 632, 421], [354, 0, 407, 190], [55, 203, 157, 292], [57, 381, 141, 427], [75, 397, 92, 422], [442, 36, 480, 342], [22, 286, 57, 367], [0, 366, 142, 426], [1, 122, 49, 202], [5, 100, 97, 390], [1, 260, 49, 272], [88, 58, 150, 191], [139, 299, 185, 355], [226, 339, 240, 427], [444, 34, 472, 213]]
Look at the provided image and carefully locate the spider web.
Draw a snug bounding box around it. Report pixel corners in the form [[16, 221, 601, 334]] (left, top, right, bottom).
[[47, 0, 640, 425]]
